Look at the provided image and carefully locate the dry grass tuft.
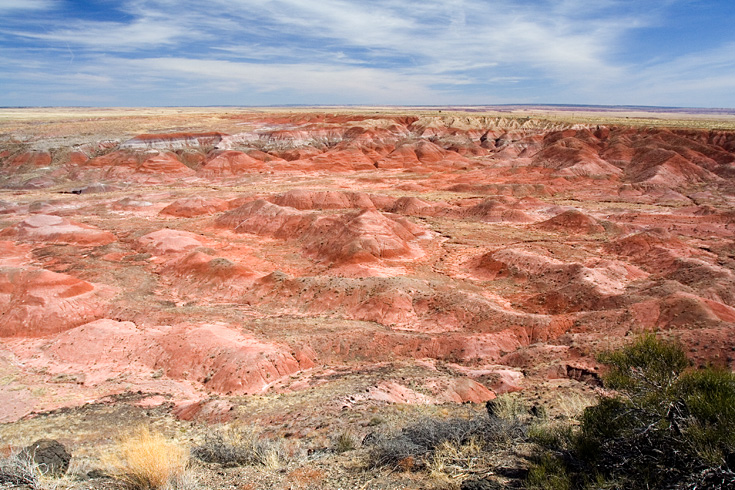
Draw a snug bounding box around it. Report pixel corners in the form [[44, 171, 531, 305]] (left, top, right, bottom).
[[0, 449, 43, 489], [191, 425, 284, 470], [0, 448, 63, 490], [554, 392, 595, 420], [332, 431, 357, 454], [102, 426, 190, 490], [491, 394, 528, 421], [427, 437, 488, 483]]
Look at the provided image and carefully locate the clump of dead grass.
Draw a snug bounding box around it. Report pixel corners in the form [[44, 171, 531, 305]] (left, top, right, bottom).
[[102, 426, 190, 490], [366, 414, 526, 471], [191, 425, 284, 470], [0, 449, 47, 489], [332, 431, 357, 454], [427, 437, 489, 483]]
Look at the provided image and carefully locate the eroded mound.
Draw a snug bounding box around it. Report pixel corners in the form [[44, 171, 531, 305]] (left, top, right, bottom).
[[0, 109, 733, 422], [0, 215, 115, 246], [159, 197, 230, 217], [536, 209, 605, 234], [198, 151, 265, 177], [269, 189, 382, 210], [83, 151, 196, 182], [138, 229, 205, 255], [16, 319, 314, 395], [301, 209, 430, 264], [0, 268, 114, 337], [217, 201, 430, 265]]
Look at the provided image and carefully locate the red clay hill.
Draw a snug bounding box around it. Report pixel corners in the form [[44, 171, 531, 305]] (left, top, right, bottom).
[[0, 108, 734, 421]]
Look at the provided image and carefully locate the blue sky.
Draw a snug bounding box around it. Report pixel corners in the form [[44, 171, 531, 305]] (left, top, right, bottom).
[[1, 0, 734, 107]]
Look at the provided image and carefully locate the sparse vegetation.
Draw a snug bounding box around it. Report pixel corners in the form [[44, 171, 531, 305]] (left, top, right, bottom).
[[191, 425, 284, 469], [366, 412, 526, 472], [0, 449, 46, 489], [102, 426, 190, 490], [528, 334, 735, 489], [426, 437, 488, 482], [332, 431, 357, 454]]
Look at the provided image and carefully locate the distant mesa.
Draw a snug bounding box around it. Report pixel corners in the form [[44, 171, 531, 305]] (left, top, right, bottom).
[[120, 132, 227, 150]]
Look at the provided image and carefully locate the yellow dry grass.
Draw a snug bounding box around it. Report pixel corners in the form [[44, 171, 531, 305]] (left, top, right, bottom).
[[102, 426, 188, 490], [427, 438, 489, 484]]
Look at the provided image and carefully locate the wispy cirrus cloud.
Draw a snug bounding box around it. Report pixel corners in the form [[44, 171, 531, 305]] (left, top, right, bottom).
[[0, 0, 56, 12], [8, 19, 188, 50]]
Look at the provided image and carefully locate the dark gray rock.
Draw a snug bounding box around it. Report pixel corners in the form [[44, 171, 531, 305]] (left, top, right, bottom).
[[22, 439, 71, 477], [460, 478, 503, 490]]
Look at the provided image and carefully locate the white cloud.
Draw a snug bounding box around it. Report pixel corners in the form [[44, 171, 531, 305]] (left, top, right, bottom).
[[113, 56, 449, 102], [610, 43, 735, 106], [8, 17, 189, 50], [0, 0, 55, 12]]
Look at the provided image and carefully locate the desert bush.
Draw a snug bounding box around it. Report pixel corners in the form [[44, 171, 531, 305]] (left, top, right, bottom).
[[427, 437, 488, 481], [102, 426, 190, 490], [526, 453, 572, 490], [191, 426, 283, 469], [487, 393, 527, 421], [598, 333, 689, 395], [0, 449, 44, 489], [367, 414, 526, 470], [528, 334, 735, 489], [332, 432, 357, 454]]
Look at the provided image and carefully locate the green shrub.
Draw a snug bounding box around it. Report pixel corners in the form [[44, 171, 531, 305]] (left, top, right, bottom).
[[527, 453, 571, 490], [598, 333, 689, 394], [528, 421, 574, 450], [677, 368, 735, 465], [528, 335, 735, 489]]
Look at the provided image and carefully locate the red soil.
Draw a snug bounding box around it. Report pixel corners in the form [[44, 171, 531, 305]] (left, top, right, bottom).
[[0, 215, 115, 246], [0, 110, 733, 420]]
